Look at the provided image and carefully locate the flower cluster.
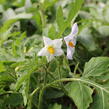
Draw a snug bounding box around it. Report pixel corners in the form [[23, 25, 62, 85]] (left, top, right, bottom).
[[38, 23, 78, 62]]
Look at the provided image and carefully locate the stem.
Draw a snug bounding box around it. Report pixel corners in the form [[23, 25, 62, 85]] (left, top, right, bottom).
[[44, 78, 109, 94], [48, 71, 56, 80], [38, 64, 48, 109], [74, 62, 79, 75], [0, 91, 15, 96], [74, 57, 83, 74], [39, 3, 46, 29], [30, 87, 39, 97], [63, 54, 71, 73], [44, 67, 47, 85], [31, 77, 109, 109], [56, 59, 68, 95], [38, 86, 45, 109]]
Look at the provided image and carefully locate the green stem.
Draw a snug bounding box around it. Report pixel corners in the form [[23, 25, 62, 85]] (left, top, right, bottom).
[[44, 67, 47, 85], [57, 59, 68, 95], [39, 3, 46, 29], [0, 91, 16, 96], [31, 77, 109, 109], [38, 64, 48, 109], [38, 86, 45, 109], [74, 62, 79, 75], [30, 87, 39, 97], [74, 57, 83, 74], [44, 78, 109, 94], [63, 54, 71, 73]]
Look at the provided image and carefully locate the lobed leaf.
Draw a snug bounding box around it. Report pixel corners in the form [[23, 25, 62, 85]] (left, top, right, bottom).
[[83, 57, 109, 77], [66, 81, 93, 109]]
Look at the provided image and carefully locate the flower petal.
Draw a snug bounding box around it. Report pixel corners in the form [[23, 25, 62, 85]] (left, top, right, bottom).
[[64, 34, 72, 42], [64, 37, 76, 48], [71, 23, 78, 35], [54, 48, 63, 56], [71, 38, 77, 46], [64, 30, 77, 48], [67, 47, 75, 60], [37, 47, 48, 56], [43, 37, 52, 46], [53, 38, 63, 48], [64, 23, 78, 42]]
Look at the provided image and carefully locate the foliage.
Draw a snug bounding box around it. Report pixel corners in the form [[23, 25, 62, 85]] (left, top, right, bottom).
[[0, 0, 109, 109]]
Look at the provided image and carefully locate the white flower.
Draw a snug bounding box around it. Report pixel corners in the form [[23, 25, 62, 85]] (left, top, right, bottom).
[[64, 23, 78, 60], [37, 37, 63, 62]]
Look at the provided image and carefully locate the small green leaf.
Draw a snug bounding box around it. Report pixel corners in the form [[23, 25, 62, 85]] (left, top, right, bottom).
[[83, 57, 109, 77], [67, 0, 84, 23], [45, 88, 64, 99], [43, 0, 58, 10], [66, 81, 93, 109], [91, 89, 109, 109], [48, 103, 62, 109], [33, 10, 42, 31], [5, 93, 23, 106], [15, 73, 29, 91], [56, 6, 65, 31], [48, 25, 57, 39], [56, 0, 83, 38], [0, 19, 17, 33], [78, 27, 97, 51], [0, 63, 5, 72]]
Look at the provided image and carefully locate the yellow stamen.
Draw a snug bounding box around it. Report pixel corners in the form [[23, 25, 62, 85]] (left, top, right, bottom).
[[68, 41, 75, 48], [47, 46, 55, 54]]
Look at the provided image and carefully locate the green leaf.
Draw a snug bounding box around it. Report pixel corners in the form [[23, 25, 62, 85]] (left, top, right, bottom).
[[91, 89, 109, 109], [97, 25, 109, 37], [45, 88, 64, 99], [5, 93, 23, 106], [78, 27, 97, 51], [56, 6, 65, 31], [67, 0, 84, 23], [33, 10, 42, 32], [0, 63, 5, 72], [15, 73, 30, 91], [48, 103, 62, 109], [0, 72, 15, 83], [15, 72, 30, 106], [12, 32, 26, 56], [42, 0, 58, 10], [56, 0, 83, 38], [48, 25, 57, 39], [0, 19, 17, 33], [66, 81, 93, 109], [2, 8, 32, 22], [83, 57, 109, 77], [22, 80, 30, 106], [11, 12, 33, 19]]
